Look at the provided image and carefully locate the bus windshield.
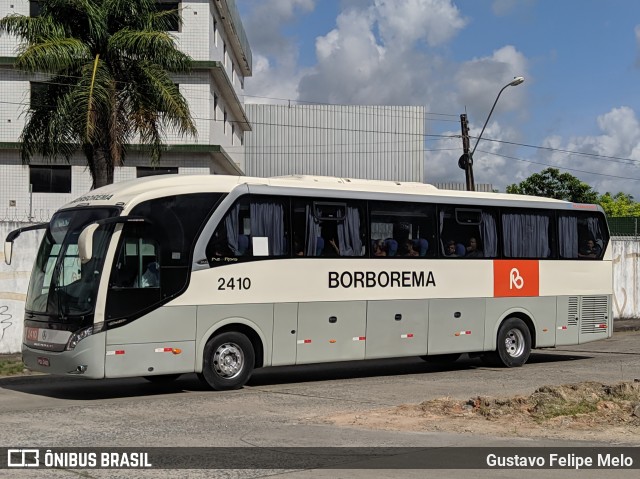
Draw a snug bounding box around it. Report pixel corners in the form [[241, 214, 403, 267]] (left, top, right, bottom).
[[25, 208, 120, 319]]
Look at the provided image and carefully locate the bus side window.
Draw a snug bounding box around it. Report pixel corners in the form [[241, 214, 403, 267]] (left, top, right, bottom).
[[370, 201, 437, 258], [111, 237, 160, 289], [559, 212, 608, 259], [206, 195, 289, 265]]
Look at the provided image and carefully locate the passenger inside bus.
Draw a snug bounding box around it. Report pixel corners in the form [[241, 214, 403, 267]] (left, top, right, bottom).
[[444, 240, 459, 257], [465, 237, 483, 258], [578, 239, 601, 258], [372, 239, 386, 256], [403, 239, 419, 257], [139, 261, 160, 288]]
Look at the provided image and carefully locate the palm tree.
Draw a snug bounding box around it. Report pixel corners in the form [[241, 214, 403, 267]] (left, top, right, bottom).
[[0, 0, 197, 188]]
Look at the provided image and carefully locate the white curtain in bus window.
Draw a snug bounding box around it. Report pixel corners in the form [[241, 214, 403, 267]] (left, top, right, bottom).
[[502, 212, 551, 258], [225, 202, 241, 255], [558, 215, 579, 258], [250, 201, 286, 255], [337, 207, 363, 256], [480, 211, 498, 257], [304, 204, 321, 256]]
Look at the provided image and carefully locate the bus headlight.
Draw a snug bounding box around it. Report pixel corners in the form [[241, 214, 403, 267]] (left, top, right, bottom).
[[66, 326, 94, 350]]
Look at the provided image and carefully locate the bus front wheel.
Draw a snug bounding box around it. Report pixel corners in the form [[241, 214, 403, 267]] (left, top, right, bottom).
[[482, 318, 531, 368], [200, 332, 255, 391]]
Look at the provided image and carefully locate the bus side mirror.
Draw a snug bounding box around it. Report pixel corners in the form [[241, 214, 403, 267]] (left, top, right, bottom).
[[4, 222, 48, 266], [4, 241, 12, 265], [78, 223, 101, 264]]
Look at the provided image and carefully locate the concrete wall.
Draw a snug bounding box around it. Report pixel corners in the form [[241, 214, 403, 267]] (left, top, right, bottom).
[[0, 221, 44, 353], [612, 238, 640, 319], [0, 225, 638, 354], [244, 105, 425, 182]]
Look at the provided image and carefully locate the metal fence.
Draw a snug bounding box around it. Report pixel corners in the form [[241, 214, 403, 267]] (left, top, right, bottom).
[[0, 209, 54, 223], [607, 217, 640, 237]]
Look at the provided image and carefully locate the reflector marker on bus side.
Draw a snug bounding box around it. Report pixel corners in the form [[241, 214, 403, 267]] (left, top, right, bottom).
[[297, 339, 312, 344], [454, 331, 471, 336], [352, 336, 366, 341], [558, 326, 568, 330], [400, 333, 414, 339], [106, 350, 125, 356], [598, 324, 607, 329], [154, 347, 183, 354], [329, 339, 336, 343]]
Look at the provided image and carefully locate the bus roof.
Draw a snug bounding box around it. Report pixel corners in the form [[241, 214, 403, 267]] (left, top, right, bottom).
[[60, 174, 600, 213]]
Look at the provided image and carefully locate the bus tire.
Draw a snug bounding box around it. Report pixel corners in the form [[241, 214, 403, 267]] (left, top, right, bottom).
[[484, 317, 531, 368], [143, 374, 181, 384], [201, 331, 255, 391], [420, 353, 461, 364]]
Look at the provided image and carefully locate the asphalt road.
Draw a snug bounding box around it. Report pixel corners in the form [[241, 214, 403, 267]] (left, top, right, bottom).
[[0, 331, 639, 479]]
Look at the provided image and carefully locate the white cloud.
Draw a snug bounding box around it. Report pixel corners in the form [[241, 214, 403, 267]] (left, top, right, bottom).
[[537, 107, 640, 197], [297, 0, 469, 105], [374, 0, 467, 48], [455, 46, 529, 117], [242, 0, 316, 100]]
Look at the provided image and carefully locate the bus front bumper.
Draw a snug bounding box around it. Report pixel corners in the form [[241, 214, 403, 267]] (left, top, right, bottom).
[[22, 333, 106, 379]]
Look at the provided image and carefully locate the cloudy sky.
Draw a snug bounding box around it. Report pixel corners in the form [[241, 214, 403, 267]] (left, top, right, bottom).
[[237, 0, 640, 197]]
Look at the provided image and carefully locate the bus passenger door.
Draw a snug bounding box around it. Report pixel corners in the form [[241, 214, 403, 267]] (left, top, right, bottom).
[[365, 300, 428, 359], [295, 301, 366, 364], [428, 299, 485, 354]]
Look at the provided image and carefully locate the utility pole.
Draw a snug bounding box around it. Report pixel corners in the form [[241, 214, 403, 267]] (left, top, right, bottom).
[[458, 113, 475, 191]]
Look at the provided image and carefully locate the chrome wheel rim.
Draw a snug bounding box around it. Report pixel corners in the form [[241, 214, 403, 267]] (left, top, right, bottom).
[[213, 342, 244, 378], [504, 328, 525, 358]]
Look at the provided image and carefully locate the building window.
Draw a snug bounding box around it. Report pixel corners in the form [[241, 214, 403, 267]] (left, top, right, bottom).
[[224, 110, 228, 134], [156, 1, 180, 32], [213, 19, 218, 46], [30, 81, 48, 109], [29, 165, 72, 193], [136, 167, 179, 178], [213, 93, 218, 120], [231, 125, 235, 145], [30, 1, 42, 17], [223, 42, 227, 67]]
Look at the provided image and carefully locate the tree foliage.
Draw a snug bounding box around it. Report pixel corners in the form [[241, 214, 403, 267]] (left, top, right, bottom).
[[597, 192, 640, 216], [506, 168, 599, 204], [507, 167, 640, 216], [0, 0, 196, 188]]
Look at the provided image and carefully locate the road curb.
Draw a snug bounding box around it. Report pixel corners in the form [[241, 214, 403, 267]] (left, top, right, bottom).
[[614, 320, 640, 332]]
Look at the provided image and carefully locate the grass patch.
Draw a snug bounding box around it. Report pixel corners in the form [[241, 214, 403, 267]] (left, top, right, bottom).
[[532, 398, 599, 421], [0, 356, 25, 376]]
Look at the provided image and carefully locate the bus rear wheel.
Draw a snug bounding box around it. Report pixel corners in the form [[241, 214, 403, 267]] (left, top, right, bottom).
[[482, 317, 531, 368], [200, 332, 255, 391]]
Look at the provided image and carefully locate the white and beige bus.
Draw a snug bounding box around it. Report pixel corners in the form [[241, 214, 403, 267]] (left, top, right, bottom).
[[5, 175, 612, 390]]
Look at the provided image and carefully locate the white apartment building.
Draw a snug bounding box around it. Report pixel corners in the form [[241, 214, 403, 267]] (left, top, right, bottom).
[[0, 0, 251, 221]]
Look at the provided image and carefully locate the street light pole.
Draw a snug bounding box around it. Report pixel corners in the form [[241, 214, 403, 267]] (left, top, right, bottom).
[[461, 76, 525, 191]]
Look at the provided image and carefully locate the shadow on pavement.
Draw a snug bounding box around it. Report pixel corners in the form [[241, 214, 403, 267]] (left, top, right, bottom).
[[0, 351, 592, 400]]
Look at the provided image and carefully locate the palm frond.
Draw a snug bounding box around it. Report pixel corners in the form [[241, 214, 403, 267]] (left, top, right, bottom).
[[108, 29, 191, 72], [16, 36, 91, 73]]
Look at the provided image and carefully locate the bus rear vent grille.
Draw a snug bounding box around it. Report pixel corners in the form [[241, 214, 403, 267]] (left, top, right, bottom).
[[580, 296, 609, 334], [568, 297, 578, 326]]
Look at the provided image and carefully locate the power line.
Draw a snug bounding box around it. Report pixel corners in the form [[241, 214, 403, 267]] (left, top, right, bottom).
[[476, 149, 640, 182], [475, 137, 640, 166]]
